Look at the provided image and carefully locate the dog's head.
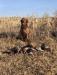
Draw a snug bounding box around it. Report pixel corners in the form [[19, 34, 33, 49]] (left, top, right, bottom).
[[21, 18, 28, 26]]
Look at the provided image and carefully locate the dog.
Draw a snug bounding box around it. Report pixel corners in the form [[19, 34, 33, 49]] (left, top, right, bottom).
[[19, 18, 32, 42]]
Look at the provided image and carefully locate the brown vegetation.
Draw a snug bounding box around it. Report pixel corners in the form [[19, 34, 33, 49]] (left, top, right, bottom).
[[0, 16, 57, 75]]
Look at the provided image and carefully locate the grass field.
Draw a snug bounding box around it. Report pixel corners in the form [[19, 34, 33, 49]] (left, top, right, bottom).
[[0, 16, 57, 75]]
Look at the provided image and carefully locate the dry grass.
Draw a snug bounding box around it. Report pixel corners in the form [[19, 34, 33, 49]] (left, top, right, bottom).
[[0, 16, 57, 75]]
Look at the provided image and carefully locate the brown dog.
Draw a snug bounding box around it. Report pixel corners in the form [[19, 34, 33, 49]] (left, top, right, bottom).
[[20, 18, 32, 42]]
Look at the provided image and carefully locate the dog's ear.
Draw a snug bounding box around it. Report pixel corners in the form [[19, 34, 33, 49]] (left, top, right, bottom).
[[21, 18, 25, 23]]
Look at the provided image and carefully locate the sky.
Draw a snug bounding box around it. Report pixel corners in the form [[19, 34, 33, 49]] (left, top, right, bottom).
[[0, 0, 57, 17]]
